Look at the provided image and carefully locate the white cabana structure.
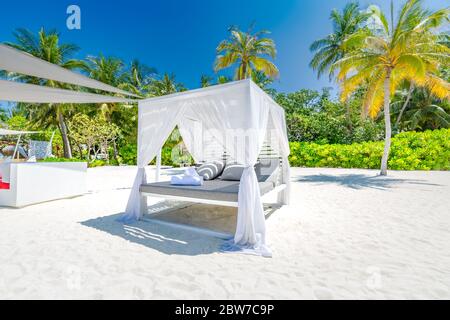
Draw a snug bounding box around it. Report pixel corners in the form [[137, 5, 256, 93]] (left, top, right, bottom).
[[0, 44, 138, 103], [0, 44, 139, 98], [0, 128, 39, 159], [122, 79, 290, 256]]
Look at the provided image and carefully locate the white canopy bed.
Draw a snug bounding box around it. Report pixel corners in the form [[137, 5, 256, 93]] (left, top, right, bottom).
[[121, 79, 291, 256]]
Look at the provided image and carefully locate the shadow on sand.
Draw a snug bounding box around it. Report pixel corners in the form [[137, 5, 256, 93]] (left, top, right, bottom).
[[81, 206, 223, 256], [81, 200, 281, 256], [294, 173, 441, 190]]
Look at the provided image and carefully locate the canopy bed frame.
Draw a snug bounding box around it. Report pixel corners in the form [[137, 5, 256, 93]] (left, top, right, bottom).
[[122, 79, 291, 256]]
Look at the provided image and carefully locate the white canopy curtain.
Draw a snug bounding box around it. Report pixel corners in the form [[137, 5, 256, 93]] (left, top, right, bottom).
[[121, 79, 291, 256]]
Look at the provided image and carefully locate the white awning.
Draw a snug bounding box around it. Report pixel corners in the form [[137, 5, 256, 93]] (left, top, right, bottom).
[[0, 79, 137, 104], [0, 44, 139, 98], [0, 128, 38, 135]]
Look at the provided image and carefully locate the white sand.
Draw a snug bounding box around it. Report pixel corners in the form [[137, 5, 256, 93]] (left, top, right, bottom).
[[0, 166, 449, 299]]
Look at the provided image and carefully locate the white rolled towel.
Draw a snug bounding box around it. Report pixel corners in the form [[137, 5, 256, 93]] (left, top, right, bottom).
[[170, 167, 203, 186]]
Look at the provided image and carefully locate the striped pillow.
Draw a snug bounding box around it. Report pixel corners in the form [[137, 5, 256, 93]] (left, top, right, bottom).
[[220, 164, 246, 181], [196, 161, 225, 180]]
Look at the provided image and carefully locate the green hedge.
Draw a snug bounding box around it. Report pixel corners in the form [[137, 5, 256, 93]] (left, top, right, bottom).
[[289, 129, 450, 170]]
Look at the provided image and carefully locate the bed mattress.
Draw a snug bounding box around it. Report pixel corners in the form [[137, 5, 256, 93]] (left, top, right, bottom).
[[140, 179, 275, 202]]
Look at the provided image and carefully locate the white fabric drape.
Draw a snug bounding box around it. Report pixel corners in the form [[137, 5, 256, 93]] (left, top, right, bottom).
[[120, 101, 186, 222], [268, 102, 291, 205], [122, 80, 290, 256], [232, 82, 271, 255], [0, 44, 138, 97], [0, 80, 137, 104]]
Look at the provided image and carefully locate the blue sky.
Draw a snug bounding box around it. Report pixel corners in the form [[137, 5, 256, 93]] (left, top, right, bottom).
[[0, 0, 448, 99]]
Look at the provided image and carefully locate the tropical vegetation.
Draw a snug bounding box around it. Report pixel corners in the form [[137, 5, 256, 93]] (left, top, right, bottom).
[[332, 0, 449, 174], [0, 0, 449, 172], [289, 129, 450, 170], [214, 26, 279, 80]]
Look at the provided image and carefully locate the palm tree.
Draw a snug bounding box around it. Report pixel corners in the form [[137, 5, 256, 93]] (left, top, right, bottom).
[[127, 59, 157, 94], [400, 87, 450, 130], [217, 75, 232, 84], [252, 70, 274, 88], [146, 73, 185, 96], [310, 2, 369, 128], [335, 0, 449, 175], [5, 28, 87, 158], [394, 80, 415, 127], [200, 75, 214, 88], [214, 27, 279, 80]]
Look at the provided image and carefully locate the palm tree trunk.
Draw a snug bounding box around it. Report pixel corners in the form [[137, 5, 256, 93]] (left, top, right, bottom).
[[380, 69, 392, 176], [57, 109, 72, 159], [395, 83, 414, 127], [241, 61, 248, 80]]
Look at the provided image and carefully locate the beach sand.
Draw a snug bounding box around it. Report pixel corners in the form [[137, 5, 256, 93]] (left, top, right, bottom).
[[0, 166, 449, 299]]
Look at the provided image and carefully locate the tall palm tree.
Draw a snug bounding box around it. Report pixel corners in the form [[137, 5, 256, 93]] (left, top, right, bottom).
[[335, 0, 449, 175], [310, 2, 369, 128], [214, 27, 279, 80], [127, 59, 157, 94], [5, 28, 87, 158]]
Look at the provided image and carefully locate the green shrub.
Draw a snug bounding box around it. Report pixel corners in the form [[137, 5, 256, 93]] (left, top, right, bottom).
[[118, 144, 193, 167], [40, 157, 106, 168], [289, 129, 450, 170], [119, 144, 137, 165], [88, 160, 107, 168]]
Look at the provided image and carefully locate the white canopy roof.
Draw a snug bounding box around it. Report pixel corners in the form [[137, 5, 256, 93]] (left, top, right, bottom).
[[0, 44, 140, 104], [123, 79, 291, 257], [0, 80, 135, 104], [0, 44, 138, 98]]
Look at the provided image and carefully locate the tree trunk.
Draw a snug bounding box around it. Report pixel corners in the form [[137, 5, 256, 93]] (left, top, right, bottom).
[[395, 83, 414, 128], [112, 139, 119, 163], [345, 101, 352, 131], [57, 109, 72, 159], [241, 61, 248, 80], [380, 69, 392, 176], [105, 109, 119, 164], [342, 77, 352, 131], [77, 144, 83, 159]]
